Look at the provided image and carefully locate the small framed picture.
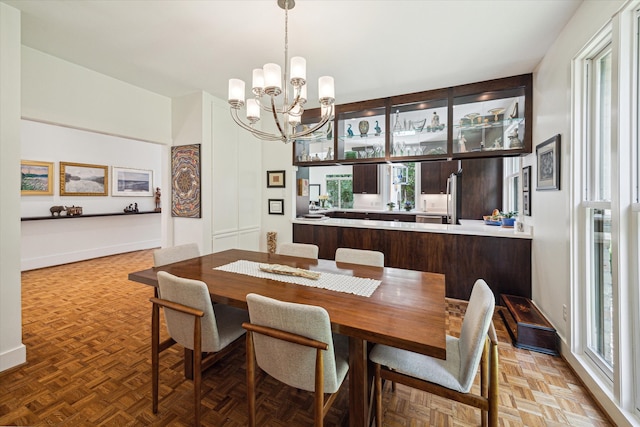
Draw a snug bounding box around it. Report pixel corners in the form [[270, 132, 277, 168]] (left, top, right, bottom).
[[522, 166, 531, 192], [21, 160, 54, 195], [523, 191, 531, 216], [60, 162, 108, 196], [268, 198, 284, 215], [267, 170, 286, 188], [297, 178, 309, 196], [112, 167, 154, 197], [536, 134, 561, 191]]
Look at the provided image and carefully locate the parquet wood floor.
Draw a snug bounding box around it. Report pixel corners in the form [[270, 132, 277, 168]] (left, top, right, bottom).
[[0, 250, 613, 426]]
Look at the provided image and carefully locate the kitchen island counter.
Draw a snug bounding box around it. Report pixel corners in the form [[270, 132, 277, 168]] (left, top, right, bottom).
[[293, 217, 532, 240], [293, 218, 532, 300]]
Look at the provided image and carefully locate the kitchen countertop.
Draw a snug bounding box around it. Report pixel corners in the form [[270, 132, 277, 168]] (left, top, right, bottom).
[[309, 208, 448, 216], [292, 217, 532, 239]]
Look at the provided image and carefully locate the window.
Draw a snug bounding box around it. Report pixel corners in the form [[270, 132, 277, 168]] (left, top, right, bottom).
[[503, 157, 520, 213], [325, 174, 353, 209], [582, 41, 614, 379]]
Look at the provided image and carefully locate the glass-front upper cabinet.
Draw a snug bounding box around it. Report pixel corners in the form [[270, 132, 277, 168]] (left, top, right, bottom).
[[335, 100, 387, 162], [452, 74, 532, 156], [389, 88, 449, 159], [293, 109, 335, 165]]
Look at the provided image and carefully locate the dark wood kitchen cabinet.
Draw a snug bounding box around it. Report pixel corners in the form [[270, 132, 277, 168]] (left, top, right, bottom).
[[352, 164, 379, 194], [460, 157, 503, 219], [421, 160, 459, 194]]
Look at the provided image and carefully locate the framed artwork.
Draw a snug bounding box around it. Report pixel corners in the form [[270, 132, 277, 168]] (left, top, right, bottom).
[[523, 191, 531, 216], [21, 160, 54, 195], [297, 178, 309, 196], [536, 134, 561, 191], [309, 184, 321, 202], [60, 162, 108, 196], [171, 144, 201, 218], [112, 167, 153, 197], [268, 198, 284, 215], [267, 170, 286, 188], [522, 166, 531, 192]]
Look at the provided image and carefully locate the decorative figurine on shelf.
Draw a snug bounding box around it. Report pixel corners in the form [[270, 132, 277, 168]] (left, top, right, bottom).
[[374, 120, 382, 136], [154, 187, 162, 212], [325, 147, 333, 160], [49, 205, 66, 217], [359, 120, 369, 137], [347, 124, 354, 138], [458, 133, 467, 153], [124, 203, 139, 214], [392, 110, 403, 133], [326, 125, 333, 140], [508, 128, 523, 148], [431, 111, 440, 128], [66, 205, 83, 216]]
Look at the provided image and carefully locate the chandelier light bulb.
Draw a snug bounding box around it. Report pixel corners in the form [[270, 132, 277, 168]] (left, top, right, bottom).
[[252, 69, 265, 96], [228, 78, 245, 108], [290, 56, 306, 86], [263, 63, 282, 96], [246, 99, 260, 123], [318, 76, 335, 105]]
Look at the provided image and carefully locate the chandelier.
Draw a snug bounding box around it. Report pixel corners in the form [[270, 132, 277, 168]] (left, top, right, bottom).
[[227, 0, 335, 144]]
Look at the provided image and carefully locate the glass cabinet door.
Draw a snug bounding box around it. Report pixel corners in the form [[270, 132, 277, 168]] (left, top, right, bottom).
[[336, 103, 387, 162], [390, 98, 448, 159], [452, 87, 526, 154], [293, 112, 335, 164]]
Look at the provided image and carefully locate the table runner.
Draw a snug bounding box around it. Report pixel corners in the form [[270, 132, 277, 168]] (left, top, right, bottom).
[[214, 260, 381, 297]]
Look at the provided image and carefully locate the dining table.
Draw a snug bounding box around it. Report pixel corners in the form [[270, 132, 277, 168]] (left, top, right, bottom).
[[128, 248, 447, 427]]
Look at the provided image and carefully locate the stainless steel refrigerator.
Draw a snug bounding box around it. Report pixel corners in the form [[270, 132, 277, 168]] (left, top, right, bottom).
[[446, 169, 462, 224]]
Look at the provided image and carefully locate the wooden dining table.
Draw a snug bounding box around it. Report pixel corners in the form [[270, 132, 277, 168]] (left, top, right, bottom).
[[128, 248, 447, 427]]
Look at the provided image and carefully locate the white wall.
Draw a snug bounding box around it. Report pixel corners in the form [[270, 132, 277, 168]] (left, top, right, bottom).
[[20, 120, 162, 270], [0, 2, 26, 372]]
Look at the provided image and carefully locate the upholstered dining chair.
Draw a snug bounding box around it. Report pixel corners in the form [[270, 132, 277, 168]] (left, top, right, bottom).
[[150, 271, 248, 427], [370, 279, 499, 427], [243, 293, 349, 427], [153, 242, 200, 266], [335, 247, 384, 267], [277, 242, 319, 259]]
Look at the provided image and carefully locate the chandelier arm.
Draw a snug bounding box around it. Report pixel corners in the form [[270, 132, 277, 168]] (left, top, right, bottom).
[[229, 109, 285, 142], [270, 95, 289, 142]]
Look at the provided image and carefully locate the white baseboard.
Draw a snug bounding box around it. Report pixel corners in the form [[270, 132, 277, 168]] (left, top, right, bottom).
[[0, 343, 26, 373]]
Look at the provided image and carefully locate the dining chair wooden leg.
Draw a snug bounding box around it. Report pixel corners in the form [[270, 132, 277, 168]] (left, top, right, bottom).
[[374, 363, 382, 427], [193, 316, 202, 427], [314, 348, 324, 426], [151, 303, 160, 414], [489, 338, 499, 427], [246, 332, 256, 427], [481, 339, 489, 427]]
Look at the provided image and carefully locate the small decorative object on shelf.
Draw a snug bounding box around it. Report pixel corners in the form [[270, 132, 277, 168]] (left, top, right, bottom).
[[403, 201, 412, 211], [488, 108, 505, 122], [392, 110, 403, 133], [359, 120, 369, 137], [319, 194, 329, 208], [325, 147, 333, 160], [124, 203, 139, 214], [154, 187, 161, 212], [374, 120, 382, 136], [347, 124, 354, 138], [49, 205, 66, 217], [411, 118, 426, 132], [431, 111, 440, 128], [508, 128, 523, 148], [66, 205, 83, 216], [386, 201, 396, 211]]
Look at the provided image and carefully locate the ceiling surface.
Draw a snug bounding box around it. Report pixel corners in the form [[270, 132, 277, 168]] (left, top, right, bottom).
[[3, 0, 582, 106]]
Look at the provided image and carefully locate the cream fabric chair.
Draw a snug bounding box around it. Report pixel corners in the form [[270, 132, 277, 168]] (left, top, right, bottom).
[[277, 242, 319, 259], [243, 293, 349, 427], [153, 243, 200, 266], [150, 271, 248, 427], [370, 279, 498, 427], [335, 247, 384, 267]]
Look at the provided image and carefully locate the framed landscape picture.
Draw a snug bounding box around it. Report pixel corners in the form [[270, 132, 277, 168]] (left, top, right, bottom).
[[112, 167, 153, 197], [21, 160, 54, 195], [60, 162, 108, 196]]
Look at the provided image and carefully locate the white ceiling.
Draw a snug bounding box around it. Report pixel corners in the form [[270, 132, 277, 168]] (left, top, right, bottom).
[[3, 0, 582, 106]]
